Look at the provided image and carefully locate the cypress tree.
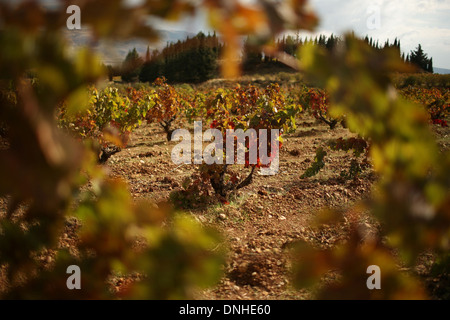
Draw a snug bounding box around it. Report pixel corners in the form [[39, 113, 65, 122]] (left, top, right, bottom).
[[409, 44, 433, 72], [428, 57, 433, 73]]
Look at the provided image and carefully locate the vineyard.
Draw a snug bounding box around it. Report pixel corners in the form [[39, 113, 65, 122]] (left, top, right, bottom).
[[1, 0, 450, 301], [83, 78, 450, 299], [4, 73, 449, 299]]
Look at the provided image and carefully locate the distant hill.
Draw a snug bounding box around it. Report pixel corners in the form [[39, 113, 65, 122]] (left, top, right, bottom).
[[64, 28, 196, 66], [434, 67, 450, 74]]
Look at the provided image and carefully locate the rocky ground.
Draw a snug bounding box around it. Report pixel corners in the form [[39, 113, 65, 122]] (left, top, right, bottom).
[[1, 113, 449, 299], [104, 117, 378, 299]]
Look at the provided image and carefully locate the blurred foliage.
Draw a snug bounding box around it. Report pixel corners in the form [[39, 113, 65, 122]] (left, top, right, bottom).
[[292, 227, 427, 299], [0, 0, 243, 299], [292, 36, 450, 299], [3, 178, 224, 299], [1, 0, 449, 300]]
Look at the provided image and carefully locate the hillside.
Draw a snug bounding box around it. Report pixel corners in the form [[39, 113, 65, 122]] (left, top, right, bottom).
[[64, 28, 196, 66], [434, 67, 450, 75]]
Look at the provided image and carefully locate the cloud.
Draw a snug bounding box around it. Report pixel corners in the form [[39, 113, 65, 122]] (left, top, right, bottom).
[[308, 0, 450, 68]]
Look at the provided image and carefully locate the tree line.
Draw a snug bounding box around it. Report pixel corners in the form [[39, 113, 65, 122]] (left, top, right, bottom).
[[107, 33, 434, 84], [106, 32, 222, 84], [244, 34, 433, 73]]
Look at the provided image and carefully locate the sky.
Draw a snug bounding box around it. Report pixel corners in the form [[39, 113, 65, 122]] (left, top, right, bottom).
[[9, 0, 450, 69], [147, 0, 450, 69], [308, 0, 450, 69]]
